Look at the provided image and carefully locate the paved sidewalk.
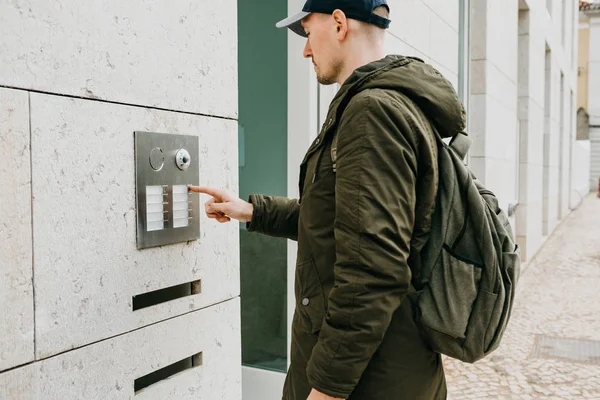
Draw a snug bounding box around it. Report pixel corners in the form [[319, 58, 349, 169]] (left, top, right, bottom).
[[444, 194, 600, 399]]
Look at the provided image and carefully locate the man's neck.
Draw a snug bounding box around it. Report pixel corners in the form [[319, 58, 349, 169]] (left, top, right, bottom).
[[337, 47, 386, 86]]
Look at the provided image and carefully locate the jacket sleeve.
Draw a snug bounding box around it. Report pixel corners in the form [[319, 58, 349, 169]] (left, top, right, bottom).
[[306, 93, 418, 398], [246, 194, 300, 241]]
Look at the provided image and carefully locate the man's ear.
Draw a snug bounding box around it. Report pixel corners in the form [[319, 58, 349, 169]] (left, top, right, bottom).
[[331, 9, 349, 40]]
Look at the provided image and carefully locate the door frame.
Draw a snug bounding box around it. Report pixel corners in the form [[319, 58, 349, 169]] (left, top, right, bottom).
[[242, 0, 327, 398]]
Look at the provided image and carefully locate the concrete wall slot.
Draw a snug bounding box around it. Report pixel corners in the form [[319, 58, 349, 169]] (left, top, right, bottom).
[[134, 131, 200, 249], [134, 351, 203, 394], [132, 280, 202, 311]]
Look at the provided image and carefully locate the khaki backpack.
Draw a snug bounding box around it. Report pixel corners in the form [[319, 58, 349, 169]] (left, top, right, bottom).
[[331, 111, 521, 364]]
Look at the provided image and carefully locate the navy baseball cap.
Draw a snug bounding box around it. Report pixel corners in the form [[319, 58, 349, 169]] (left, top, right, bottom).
[[276, 0, 391, 37]]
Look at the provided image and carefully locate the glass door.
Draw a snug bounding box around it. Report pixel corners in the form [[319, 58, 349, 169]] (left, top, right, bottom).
[[239, 1, 339, 397], [238, 0, 289, 398]]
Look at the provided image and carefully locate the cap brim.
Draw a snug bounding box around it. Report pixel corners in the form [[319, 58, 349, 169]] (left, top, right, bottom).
[[276, 11, 310, 37]]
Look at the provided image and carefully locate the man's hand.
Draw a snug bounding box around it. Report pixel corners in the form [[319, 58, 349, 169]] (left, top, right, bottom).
[[307, 389, 344, 400], [188, 186, 253, 224]]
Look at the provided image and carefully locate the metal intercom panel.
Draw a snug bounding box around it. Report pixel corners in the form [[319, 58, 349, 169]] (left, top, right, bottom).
[[134, 131, 200, 249]]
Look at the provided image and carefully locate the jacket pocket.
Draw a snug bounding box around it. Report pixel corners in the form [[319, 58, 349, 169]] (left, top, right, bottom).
[[295, 257, 327, 334]]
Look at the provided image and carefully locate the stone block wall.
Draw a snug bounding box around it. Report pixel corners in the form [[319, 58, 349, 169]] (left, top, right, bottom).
[[0, 1, 241, 398]]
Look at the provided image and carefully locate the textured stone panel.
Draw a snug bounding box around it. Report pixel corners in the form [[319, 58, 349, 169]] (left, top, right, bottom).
[[469, 0, 488, 61], [0, 0, 237, 118], [0, 88, 34, 371], [385, 35, 428, 62], [470, 60, 486, 95], [484, 61, 518, 112], [486, 0, 519, 83], [0, 299, 241, 400], [388, 0, 432, 57], [428, 10, 459, 75], [468, 94, 487, 158], [30, 93, 239, 358], [421, 0, 460, 31]]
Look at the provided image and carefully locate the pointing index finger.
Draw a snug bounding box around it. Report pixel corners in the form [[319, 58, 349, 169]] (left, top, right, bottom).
[[188, 185, 223, 198]]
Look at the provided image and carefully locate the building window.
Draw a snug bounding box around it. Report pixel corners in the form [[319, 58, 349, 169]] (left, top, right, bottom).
[[577, 108, 590, 140]]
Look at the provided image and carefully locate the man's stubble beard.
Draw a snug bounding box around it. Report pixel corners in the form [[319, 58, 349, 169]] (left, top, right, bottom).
[[316, 57, 343, 85]]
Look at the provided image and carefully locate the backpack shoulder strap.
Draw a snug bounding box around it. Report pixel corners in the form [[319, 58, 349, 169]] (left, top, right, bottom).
[[333, 120, 472, 169], [448, 132, 472, 160]]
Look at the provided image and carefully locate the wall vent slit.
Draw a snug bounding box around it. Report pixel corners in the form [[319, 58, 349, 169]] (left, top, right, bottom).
[[132, 280, 201, 311], [134, 351, 203, 394]]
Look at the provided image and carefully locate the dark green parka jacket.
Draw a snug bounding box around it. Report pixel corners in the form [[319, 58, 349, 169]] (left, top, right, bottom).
[[248, 55, 466, 400]]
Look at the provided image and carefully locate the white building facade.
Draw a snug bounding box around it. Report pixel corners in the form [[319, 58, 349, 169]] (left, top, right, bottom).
[[579, 1, 600, 192], [466, 0, 585, 262], [0, 0, 586, 399]]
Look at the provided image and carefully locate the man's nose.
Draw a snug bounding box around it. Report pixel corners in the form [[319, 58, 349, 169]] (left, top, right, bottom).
[[303, 40, 311, 58]]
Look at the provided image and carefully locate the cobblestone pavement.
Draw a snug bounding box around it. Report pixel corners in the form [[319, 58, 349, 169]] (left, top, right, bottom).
[[444, 194, 600, 400]]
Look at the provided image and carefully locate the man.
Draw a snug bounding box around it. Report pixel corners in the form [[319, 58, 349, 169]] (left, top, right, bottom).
[[190, 0, 467, 398]]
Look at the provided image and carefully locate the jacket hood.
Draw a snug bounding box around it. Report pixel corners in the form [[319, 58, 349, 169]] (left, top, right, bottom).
[[336, 55, 467, 138]]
